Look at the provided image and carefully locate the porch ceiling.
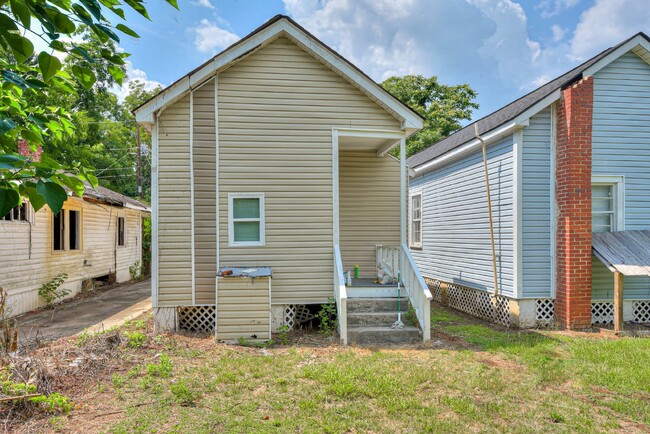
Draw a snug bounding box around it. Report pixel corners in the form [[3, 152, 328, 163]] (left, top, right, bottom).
[[338, 135, 399, 152]]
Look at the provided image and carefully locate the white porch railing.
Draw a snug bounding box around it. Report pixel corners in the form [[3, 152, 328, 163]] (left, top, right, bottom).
[[334, 245, 348, 345], [399, 244, 432, 341]]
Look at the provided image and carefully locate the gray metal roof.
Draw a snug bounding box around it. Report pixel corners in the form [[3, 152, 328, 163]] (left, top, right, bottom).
[[592, 231, 650, 276], [218, 267, 273, 278], [407, 32, 650, 169]]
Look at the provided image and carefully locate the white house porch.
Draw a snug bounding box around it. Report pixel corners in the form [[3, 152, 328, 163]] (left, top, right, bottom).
[[332, 129, 432, 345]]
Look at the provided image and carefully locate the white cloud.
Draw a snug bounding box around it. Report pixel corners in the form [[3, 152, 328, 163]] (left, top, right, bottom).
[[191, 19, 240, 54], [570, 0, 650, 60], [537, 0, 581, 18], [551, 24, 567, 42], [192, 0, 214, 9], [112, 61, 164, 102]]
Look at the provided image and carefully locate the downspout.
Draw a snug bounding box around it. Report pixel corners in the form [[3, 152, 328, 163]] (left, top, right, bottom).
[[475, 124, 500, 297]]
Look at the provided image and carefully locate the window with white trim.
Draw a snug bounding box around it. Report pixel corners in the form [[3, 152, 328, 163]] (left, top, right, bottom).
[[410, 192, 422, 247], [228, 193, 265, 246], [592, 177, 624, 233]]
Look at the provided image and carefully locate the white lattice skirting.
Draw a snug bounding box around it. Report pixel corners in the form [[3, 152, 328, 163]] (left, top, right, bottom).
[[178, 306, 216, 332], [424, 278, 510, 327], [591, 301, 614, 325], [535, 299, 555, 325], [633, 301, 650, 323]]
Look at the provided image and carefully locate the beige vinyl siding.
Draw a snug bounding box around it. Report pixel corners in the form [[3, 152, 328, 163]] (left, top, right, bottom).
[[1, 197, 144, 316], [193, 79, 217, 304], [158, 94, 192, 305], [339, 151, 401, 277], [216, 277, 270, 340], [217, 36, 400, 305]]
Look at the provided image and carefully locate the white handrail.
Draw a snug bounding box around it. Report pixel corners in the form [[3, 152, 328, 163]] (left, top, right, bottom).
[[334, 245, 348, 345], [400, 244, 432, 341]]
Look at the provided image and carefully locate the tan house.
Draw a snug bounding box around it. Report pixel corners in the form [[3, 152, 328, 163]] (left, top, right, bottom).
[[134, 15, 431, 345], [1, 185, 150, 317]]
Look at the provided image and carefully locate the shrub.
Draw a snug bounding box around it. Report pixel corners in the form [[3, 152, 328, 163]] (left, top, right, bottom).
[[38, 273, 69, 306], [316, 297, 338, 337]]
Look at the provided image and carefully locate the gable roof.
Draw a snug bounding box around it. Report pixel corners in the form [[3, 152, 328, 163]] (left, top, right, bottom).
[[407, 32, 650, 170], [134, 15, 423, 131]]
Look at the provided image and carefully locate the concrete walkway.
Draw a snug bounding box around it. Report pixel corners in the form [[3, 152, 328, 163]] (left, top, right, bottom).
[[18, 279, 151, 345]]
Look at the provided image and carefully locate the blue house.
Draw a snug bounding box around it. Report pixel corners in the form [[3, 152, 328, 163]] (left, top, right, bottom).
[[407, 32, 650, 330]]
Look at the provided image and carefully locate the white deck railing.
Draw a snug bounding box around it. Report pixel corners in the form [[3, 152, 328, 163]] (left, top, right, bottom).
[[400, 244, 432, 341], [334, 245, 348, 345]]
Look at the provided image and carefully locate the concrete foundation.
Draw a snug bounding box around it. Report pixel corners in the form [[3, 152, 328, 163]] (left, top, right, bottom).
[[508, 299, 537, 328]]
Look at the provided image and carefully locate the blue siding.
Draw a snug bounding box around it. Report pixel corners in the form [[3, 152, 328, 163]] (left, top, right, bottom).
[[592, 51, 650, 300], [410, 135, 515, 297], [521, 108, 553, 298]]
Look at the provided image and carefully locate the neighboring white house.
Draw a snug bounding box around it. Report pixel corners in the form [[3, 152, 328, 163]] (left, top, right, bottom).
[[1, 184, 150, 317], [407, 32, 650, 331], [134, 15, 432, 345]]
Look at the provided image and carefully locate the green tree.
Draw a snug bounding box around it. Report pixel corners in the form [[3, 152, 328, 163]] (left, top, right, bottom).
[[381, 75, 479, 158], [0, 0, 177, 217]]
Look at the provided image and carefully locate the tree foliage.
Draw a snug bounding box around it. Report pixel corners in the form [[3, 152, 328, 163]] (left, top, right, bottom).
[[0, 0, 176, 215], [381, 75, 479, 158]]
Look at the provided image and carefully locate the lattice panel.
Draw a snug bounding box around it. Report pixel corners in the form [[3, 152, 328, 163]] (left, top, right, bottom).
[[536, 299, 555, 325], [282, 304, 314, 331], [591, 301, 614, 324], [445, 284, 510, 327], [424, 277, 442, 303], [633, 301, 650, 323], [178, 306, 216, 332]]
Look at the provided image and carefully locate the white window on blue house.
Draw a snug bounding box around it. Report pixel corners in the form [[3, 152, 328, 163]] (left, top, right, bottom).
[[592, 176, 624, 233], [410, 192, 422, 248], [228, 193, 265, 247]]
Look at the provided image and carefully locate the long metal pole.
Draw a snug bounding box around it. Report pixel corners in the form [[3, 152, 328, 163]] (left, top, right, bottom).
[[136, 123, 143, 198], [475, 125, 499, 296]]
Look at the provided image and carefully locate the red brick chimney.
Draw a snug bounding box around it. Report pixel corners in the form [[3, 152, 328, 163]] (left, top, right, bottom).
[[555, 76, 593, 330], [17, 139, 42, 162]]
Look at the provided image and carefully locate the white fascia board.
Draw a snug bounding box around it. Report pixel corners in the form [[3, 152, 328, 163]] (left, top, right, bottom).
[[413, 119, 529, 176], [135, 18, 423, 132], [583, 37, 650, 77], [513, 89, 561, 125]]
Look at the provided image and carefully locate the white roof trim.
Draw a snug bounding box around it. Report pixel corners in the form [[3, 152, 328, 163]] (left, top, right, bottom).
[[134, 18, 423, 131], [412, 119, 528, 176], [583, 35, 650, 77]]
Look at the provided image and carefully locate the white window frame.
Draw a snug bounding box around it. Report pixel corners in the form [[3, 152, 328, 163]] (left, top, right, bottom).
[[228, 193, 265, 247], [409, 189, 423, 248], [592, 175, 625, 232]]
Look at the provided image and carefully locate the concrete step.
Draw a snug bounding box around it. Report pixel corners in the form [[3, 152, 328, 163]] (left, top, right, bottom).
[[347, 297, 409, 313], [346, 285, 399, 298], [348, 312, 408, 327], [348, 326, 421, 345]]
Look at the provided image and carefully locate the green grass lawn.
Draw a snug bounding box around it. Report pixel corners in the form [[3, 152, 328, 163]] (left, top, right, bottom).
[[10, 305, 650, 433]]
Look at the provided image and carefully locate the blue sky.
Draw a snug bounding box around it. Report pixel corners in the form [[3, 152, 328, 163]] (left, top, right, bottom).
[[115, 0, 650, 121]]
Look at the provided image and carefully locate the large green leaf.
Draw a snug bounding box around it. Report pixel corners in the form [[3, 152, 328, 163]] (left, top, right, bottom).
[[0, 118, 17, 134], [36, 180, 67, 214], [3, 32, 34, 63], [124, 0, 150, 20], [107, 64, 125, 85], [38, 52, 62, 82], [165, 0, 179, 9], [10, 0, 31, 28], [116, 23, 139, 38], [80, 0, 102, 20], [71, 65, 96, 90], [24, 184, 46, 212], [0, 188, 20, 219], [56, 174, 85, 197]]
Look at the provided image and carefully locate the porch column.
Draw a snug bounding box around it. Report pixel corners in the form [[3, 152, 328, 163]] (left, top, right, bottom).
[[400, 136, 406, 246]]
